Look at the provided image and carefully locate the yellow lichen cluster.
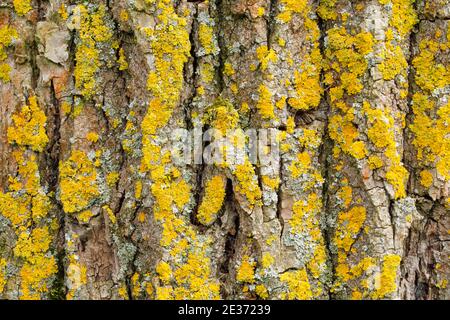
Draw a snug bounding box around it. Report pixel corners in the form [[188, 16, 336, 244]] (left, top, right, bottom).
[[198, 22, 217, 55], [7, 96, 49, 152], [256, 45, 278, 72], [141, 0, 190, 137], [279, 269, 313, 300], [284, 126, 327, 296], [59, 150, 100, 214], [326, 27, 374, 161], [0, 96, 56, 299], [204, 98, 239, 134], [372, 254, 401, 299], [379, 33, 408, 82], [236, 255, 256, 284], [410, 27, 450, 188], [277, 0, 307, 23], [317, 0, 337, 21], [13, 0, 32, 16], [284, 3, 323, 112], [73, 4, 113, 98], [154, 245, 220, 300], [388, 0, 418, 37], [197, 175, 226, 225], [332, 179, 375, 296], [0, 25, 18, 82], [331, 177, 402, 299], [379, 1, 417, 97], [118, 47, 128, 71], [0, 259, 6, 293], [256, 85, 275, 120], [140, 1, 219, 300], [234, 159, 262, 207], [363, 102, 408, 199]]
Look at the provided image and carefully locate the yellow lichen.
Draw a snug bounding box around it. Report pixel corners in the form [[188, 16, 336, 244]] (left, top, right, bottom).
[[118, 47, 128, 71], [197, 175, 226, 225], [73, 4, 113, 98], [419, 170, 433, 188], [13, 0, 32, 16], [317, 0, 337, 21], [59, 150, 100, 213], [389, 0, 418, 37], [256, 45, 278, 71], [0, 25, 17, 82], [7, 96, 49, 152], [334, 206, 367, 253], [234, 159, 262, 207], [279, 269, 312, 300], [256, 85, 275, 119], [277, 0, 307, 23], [372, 254, 401, 299], [198, 23, 217, 55], [236, 255, 255, 284], [0, 259, 6, 293], [364, 101, 408, 199], [86, 131, 99, 143]]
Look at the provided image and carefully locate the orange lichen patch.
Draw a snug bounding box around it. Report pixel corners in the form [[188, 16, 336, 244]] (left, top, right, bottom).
[[197, 175, 226, 225], [59, 150, 100, 214], [7, 96, 49, 152], [279, 269, 312, 300]]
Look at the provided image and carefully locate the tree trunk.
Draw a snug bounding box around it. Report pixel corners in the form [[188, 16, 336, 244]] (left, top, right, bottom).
[[0, 0, 448, 300]]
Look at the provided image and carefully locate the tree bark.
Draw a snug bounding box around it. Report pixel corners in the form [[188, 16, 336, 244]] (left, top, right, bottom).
[[0, 0, 448, 300]]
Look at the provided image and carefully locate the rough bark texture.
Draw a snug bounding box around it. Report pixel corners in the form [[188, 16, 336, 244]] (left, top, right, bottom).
[[0, 0, 449, 300]]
